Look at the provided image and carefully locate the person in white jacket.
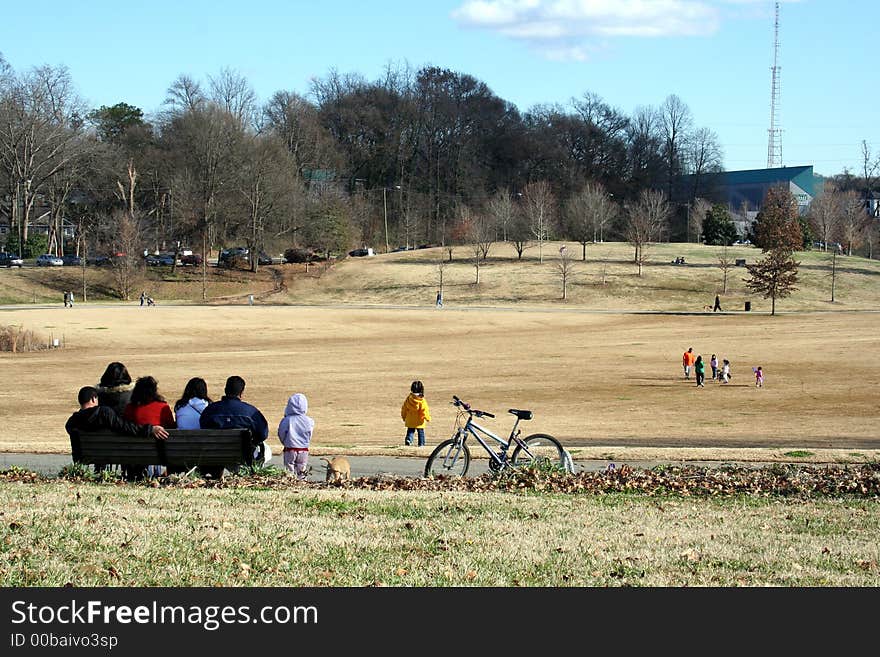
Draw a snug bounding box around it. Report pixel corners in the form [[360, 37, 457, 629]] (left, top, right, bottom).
[[277, 393, 314, 479]]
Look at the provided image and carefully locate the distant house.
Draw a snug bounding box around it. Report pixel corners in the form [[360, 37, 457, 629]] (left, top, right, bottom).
[[866, 192, 880, 219]]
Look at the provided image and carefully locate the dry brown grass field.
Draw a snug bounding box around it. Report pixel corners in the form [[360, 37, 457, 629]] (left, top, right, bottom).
[[1, 242, 878, 462]]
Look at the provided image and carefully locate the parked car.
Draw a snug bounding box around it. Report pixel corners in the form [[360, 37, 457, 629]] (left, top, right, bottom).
[[89, 255, 112, 266], [218, 247, 249, 267], [0, 252, 23, 268], [36, 254, 64, 267], [258, 251, 273, 265], [180, 253, 202, 266], [348, 248, 374, 257], [158, 253, 177, 266], [62, 254, 82, 266], [144, 254, 161, 266]]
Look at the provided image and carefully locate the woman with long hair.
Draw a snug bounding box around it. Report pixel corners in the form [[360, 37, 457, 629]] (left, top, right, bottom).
[[173, 377, 213, 430], [123, 376, 176, 429], [96, 362, 133, 415]]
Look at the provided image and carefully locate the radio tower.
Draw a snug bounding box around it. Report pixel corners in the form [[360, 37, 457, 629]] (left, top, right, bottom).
[[766, 1, 782, 168]]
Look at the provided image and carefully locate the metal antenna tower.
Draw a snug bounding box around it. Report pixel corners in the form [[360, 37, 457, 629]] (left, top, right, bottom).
[[766, 1, 782, 168]]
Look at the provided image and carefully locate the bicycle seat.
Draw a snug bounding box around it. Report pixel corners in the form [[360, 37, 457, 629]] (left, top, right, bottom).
[[508, 409, 532, 420]]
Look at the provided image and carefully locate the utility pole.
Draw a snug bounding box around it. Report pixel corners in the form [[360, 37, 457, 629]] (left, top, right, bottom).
[[383, 187, 389, 254], [766, 1, 783, 168]]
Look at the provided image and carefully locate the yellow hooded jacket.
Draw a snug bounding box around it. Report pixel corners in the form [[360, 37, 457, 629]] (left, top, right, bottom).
[[401, 393, 431, 429]]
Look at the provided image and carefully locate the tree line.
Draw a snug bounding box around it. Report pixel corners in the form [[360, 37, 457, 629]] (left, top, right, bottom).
[[0, 55, 876, 278]]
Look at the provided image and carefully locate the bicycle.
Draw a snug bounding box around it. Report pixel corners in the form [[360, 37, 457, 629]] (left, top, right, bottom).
[[424, 395, 573, 478]]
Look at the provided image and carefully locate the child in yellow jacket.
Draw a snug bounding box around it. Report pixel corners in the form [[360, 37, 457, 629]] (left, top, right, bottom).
[[401, 380, 431, 447]]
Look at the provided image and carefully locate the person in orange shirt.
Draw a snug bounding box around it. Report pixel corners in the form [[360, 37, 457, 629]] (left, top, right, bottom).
[[682, 347, 696, 379]]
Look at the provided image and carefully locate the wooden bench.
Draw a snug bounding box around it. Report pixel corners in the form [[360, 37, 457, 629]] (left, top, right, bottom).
[[69, 428, 256, 478]]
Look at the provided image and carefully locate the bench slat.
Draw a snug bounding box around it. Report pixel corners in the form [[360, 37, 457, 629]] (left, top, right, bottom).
[[70, 429, 254, 469]]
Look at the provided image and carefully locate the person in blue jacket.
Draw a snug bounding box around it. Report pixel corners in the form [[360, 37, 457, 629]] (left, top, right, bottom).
[[200, 375, 269, 459]]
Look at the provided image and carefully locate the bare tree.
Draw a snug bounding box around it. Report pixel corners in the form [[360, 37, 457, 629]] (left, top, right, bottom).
[[624, 189, 670, 276], [689, 198, 711, 244], [861, 140, 879, 214], [110, 211, 144, 301], [684, 127, 723, 200], [745, 248, 799, 316], [162, 74, 205, 115], [809, 182, 841, 250], [659, 94, 693, 200], [0, 64, 87, 243], [718, 245, 734, 294], [436, 259, 447, 299], [828, 251, 837, 302], [487, 188, 516, 242], [564, 181, 616, 260], [507, 205, 532, 260], [208, 67, 257, 129], [555, 244, 576, 300], [837, 190, 868, 255], [522, 181, 555, 263]]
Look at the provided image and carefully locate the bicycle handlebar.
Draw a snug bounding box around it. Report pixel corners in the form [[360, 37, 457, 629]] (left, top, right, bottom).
[[451, 396, 494, 418]]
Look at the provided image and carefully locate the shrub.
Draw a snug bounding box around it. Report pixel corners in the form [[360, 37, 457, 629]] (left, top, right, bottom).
[[0, 325, 50, 352], [284, 247, 316, 263]]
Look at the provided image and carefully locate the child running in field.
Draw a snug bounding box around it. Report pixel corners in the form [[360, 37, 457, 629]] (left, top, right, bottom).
[[401, 380, 431, 447], [277, 393, 314, 480], [754, 366, 764, 388]]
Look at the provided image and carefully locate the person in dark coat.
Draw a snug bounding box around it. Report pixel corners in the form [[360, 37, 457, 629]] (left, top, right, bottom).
[[200, 375, 269, 451], [713, 295, 722, 312], [66, 386, 169, 440], [96, 362, 134, 416]]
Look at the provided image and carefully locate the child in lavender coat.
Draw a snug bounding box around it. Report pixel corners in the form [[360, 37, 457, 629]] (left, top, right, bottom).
[[277, 393, 314, 480]]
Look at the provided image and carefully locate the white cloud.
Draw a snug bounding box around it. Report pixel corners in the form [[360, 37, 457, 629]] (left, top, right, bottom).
[[452, 0, 726, 61]]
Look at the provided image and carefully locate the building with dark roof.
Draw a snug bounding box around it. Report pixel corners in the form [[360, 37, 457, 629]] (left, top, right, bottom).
[[719, 165, 821, 215]]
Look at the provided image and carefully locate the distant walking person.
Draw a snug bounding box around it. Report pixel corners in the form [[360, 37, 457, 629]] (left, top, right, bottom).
[[401, 380, 431, 447], [682, 347, 696, 379], [436, 290, 443, 308], [713, 295, 722, 312], [721, 359, 731, 384], [68, 291, 74, 307], [710, 354, 718, 381], [695, 355, 705, 387], [140, 291, 146, 307], [63, 291, 69, 308], [754, 366, 764, 388]]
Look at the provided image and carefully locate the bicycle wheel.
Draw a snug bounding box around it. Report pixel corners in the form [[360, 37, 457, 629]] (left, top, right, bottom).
[[511, 433, 569, 472], [424, 439, 471, 478]]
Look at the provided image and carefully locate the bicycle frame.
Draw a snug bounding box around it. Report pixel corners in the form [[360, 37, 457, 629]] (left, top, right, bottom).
[[457, 412, 524, 468]]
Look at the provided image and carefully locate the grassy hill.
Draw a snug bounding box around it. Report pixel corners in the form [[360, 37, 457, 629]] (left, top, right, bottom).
[[2, 241, 878, 312]]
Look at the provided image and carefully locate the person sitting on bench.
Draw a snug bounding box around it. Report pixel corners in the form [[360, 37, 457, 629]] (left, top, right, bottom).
[[200, 375, 270, 466], [66, 386, 169, 440]]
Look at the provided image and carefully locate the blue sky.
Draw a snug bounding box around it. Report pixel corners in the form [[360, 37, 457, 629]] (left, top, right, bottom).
[[3, 0, 876, 177]]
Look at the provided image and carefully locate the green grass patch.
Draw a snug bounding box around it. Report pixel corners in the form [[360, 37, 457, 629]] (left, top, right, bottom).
[[783, 451, 815, 458]]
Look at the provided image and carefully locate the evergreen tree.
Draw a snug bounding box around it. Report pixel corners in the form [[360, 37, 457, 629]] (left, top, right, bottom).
[[702, 204, 738, 245]]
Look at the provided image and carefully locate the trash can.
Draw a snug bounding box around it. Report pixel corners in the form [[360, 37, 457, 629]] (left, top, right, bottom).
[[744, 301, 751, 312]]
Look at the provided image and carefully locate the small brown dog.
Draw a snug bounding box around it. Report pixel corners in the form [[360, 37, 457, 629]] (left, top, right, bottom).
[[321, 456, 351, 483]]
